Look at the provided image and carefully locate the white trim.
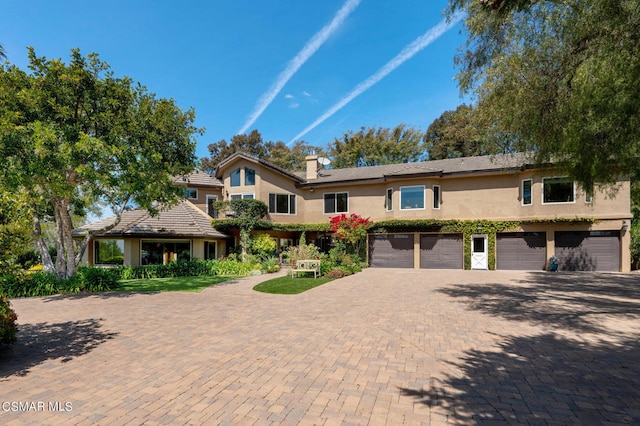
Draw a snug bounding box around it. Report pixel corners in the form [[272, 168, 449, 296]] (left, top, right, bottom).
[[386, 188, 393, 212], [323, 191, 349, 215], [399, 185, 426, 210], [229, 193, 255, 200], [432, 185, 441, 210], [205, 194, 218, 217], [185, 188, 198, 200], [521, 179, 533, 206], [542, 176, 576, 205]]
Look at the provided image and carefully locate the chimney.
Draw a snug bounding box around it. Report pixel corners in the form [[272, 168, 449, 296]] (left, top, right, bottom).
[[305, 155, 318, 180]]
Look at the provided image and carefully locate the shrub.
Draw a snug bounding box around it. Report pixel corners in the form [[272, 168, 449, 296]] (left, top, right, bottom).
[[75, 267, 120, 292], [0, 296, 18, 344], [325, 269, 345, 279], [251, 234, 277, 260], [284, 243, 322, 265], [260, 257, 280, 273]]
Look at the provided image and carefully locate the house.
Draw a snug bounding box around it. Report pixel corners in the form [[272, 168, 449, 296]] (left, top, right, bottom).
[[75, 152, 632, 272]]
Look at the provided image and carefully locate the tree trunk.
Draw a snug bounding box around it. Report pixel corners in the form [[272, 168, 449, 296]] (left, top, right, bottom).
[[52, 198, 77, 278], [32, 215, 55, 274]]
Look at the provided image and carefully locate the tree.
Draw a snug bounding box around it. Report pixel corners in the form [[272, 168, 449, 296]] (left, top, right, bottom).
[[329, 213, 372, 258], [0, 48, 200, 278], [424, 104, 514, 159], [447, 0, 640, 191], [201, 130, 321, 173], [212, 198, 268, 261], [0, 43, 6, 61], [328, 124, 426, 168]]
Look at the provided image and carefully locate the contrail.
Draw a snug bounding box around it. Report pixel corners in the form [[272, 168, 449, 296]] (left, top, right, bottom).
[[289, 11, 465, 145], [238, 0, 361, 135]]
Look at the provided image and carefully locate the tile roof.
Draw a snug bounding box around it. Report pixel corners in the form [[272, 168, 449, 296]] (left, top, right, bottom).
[[73, 201, 228, 239], [215, 152, 305, 183], [174, 170, 223, 187], [296, 152, 534, 186]]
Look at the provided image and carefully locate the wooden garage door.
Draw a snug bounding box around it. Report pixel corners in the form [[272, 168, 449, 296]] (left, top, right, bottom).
[[555, 231, 620, 271], [369, 234, 414, 268], [496, 232, 547, 271], [420, 234, 463, 269]]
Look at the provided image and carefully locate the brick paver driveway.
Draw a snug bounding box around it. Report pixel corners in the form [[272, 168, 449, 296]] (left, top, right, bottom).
[[2, 269, 640, 425]]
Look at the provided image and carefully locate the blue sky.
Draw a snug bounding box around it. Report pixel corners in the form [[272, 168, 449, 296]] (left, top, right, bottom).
[[2, 0, 468, 159]]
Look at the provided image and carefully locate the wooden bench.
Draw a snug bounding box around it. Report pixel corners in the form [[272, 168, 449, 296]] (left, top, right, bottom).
[[290, 260, 321, 278]]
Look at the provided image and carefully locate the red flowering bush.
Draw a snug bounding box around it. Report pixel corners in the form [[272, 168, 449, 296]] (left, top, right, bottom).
[[0, 296, 18, 344], [329, 214, 372, 257]]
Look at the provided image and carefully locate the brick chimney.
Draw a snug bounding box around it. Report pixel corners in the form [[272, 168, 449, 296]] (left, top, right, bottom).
[[305, 155, 318, 180]]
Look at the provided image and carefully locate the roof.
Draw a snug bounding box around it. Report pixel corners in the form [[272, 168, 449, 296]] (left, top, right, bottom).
[[174, 170, 223, 187], [215, 152, 305, 183], [73, 201, 229, 239], [296, 152, 534, 186]]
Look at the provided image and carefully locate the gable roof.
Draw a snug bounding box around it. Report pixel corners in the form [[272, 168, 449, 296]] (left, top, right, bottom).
[[296, 152, 534, 187], [73, 201, 228, 239], [174, 170, 223, 187], [215, 152, 304, 183]]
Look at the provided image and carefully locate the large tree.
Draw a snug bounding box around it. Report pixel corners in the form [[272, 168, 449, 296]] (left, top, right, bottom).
[[448, 0, 640, 190], [424, 104, 515, 159], [328, 124, 426, 168], [0, 48, 200, 278]]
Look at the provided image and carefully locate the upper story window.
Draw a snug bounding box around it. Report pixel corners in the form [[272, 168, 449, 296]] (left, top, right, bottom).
[[184, 188, 198, 200], [400, 185, 425, 210], [324, 192, 348, 214], [522, 179, 532, 206], [244, 167, 255, 186], [269, 193, 296, 215], [433, 185, 441, 209], [543, 177, 575, 204], [206, 195, 218, 218], [230, 168, 241, 187], [386, 188, 393, 211]]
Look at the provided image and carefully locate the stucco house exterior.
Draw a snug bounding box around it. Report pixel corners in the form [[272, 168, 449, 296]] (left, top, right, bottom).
[[75, 152, 632, 272]]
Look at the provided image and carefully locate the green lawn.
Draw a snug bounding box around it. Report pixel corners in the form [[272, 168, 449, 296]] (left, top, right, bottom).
[[117, 275, 238, 293], [253, 275, 334, 294]]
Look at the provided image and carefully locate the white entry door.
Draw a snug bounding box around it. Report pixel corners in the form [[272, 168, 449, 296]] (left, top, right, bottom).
[[471, 235, 488, 270]]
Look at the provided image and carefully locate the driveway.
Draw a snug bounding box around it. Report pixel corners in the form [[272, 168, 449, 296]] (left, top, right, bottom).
[[1, 269, 639, 425]]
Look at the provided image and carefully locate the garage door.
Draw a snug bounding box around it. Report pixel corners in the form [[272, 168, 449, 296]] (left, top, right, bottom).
[[369, 234, 414, 268], [496, 232, 547, 270], [555, 231, 620, 271], [420, 234, 463, 269]]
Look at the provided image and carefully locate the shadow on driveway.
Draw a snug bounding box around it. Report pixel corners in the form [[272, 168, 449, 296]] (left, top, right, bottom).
[[0, 318, 118, 380], [437, 272, 640, 333], [399, 333, 640, 424]]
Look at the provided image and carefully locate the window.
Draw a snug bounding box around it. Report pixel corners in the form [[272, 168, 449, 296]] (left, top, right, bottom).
[[184, 188, 198, 200], [230, 193, 254, 200], [230, 168, 241, 187], [206, 195, 218, 218], [522, 179, 532, 206], [94, 239, 124, 265], [585, 192, 593, 204], [324, 192, 348, 214], [244, 167, 255, 186], [268, 193, 296, 214], [141, 241, 191, 265], [543, 177, 575, 204], [386, 188, 393, 211], [400, 186, 425, 210], [433, 185, 441, 209], [204, 241, 217, 260]]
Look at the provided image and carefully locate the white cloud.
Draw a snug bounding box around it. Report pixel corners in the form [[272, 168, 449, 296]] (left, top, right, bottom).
[[289, 102, 300, 109], [289, 12, 465, 144], [285, 94, 295, 99], [237, 0, 361, 135], [302, 91, 311, 97]]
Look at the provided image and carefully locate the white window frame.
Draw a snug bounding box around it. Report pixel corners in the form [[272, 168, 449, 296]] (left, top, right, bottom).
[[542, 177, 576, 205], [206, 194, 218, 218], [229, 193, 255, 200], [400, 185, 425, 210], [204, 241, 217, 260], [432, 185, 441, 210], [521, 179, 533, 206], [585, 191, 593, 204], [323, 192, 349, 214], [386, 188, 393, 212], [185, 188, 198, 200], [268, 193, 297, 215]]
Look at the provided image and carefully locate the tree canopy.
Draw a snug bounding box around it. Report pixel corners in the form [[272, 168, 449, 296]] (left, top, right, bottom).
[[448, 0, 640, 190], [0, 48, 200, 277], [201, 129, 322, 173], [328, 124, 426, 168]]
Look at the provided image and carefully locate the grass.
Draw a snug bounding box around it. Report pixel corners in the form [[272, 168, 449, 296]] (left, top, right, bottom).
[[117, 275, 238, 293], [253, 275, 334, 294]]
